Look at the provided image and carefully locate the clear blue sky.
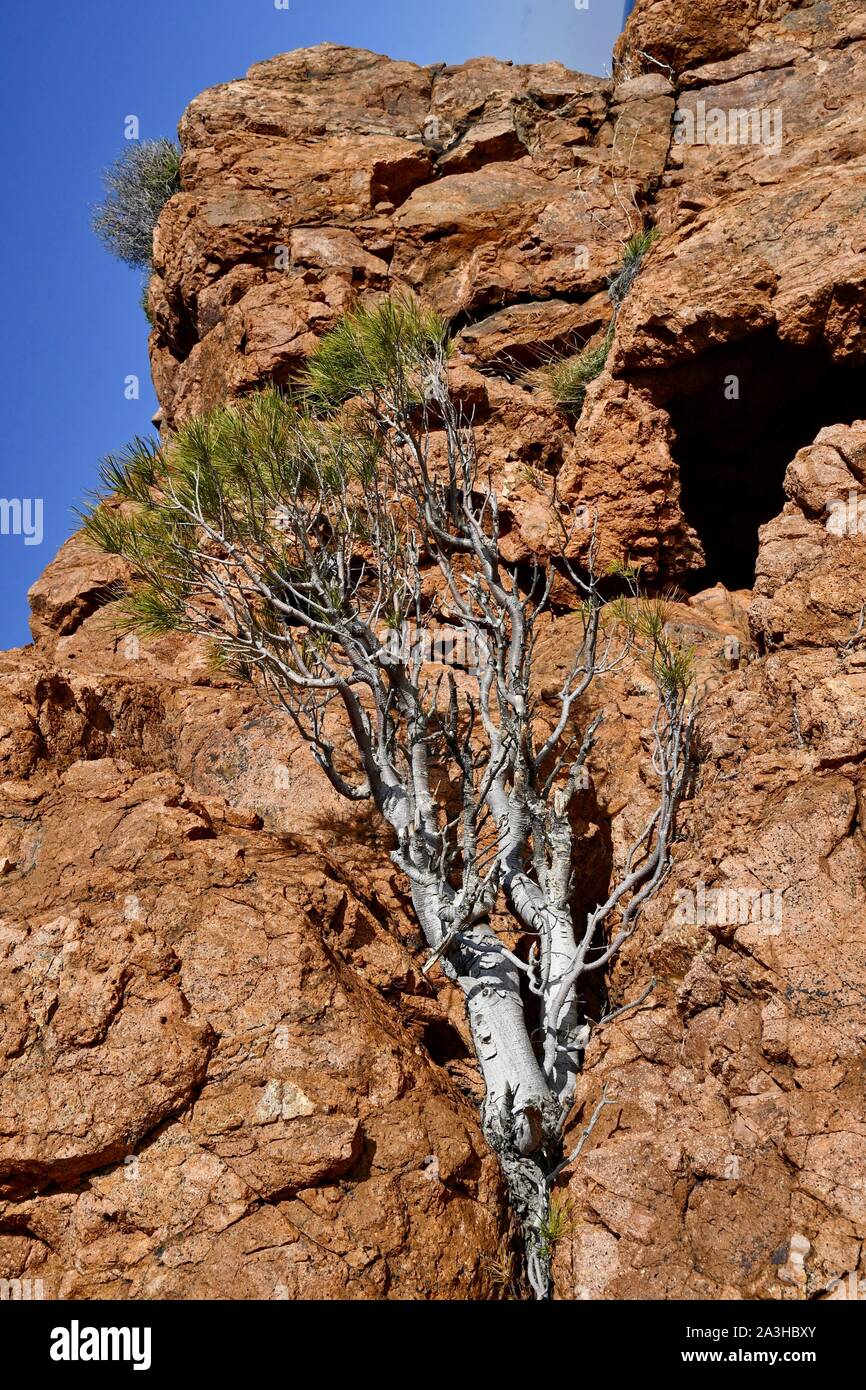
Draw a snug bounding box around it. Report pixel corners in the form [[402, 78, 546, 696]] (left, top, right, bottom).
[[0, 0, 627, 651]]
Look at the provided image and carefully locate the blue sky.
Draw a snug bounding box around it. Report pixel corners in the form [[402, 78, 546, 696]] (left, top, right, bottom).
[[0, 0, 627, 651]]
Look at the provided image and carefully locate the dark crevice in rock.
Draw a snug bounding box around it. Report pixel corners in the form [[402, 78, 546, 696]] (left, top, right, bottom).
[[370, 155, 435, 210], [636, 329, 866, 589], [158, 294, 199, 364], [451, 287, 611, 338], [29, 583, 120, 641], [420, 1016, 471, 1066]]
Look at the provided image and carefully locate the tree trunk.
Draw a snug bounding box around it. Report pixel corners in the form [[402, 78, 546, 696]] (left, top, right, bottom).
[[539, 906, 583, 1111], [457, 922, 553, 1155], [408, 881, 552, 1154]]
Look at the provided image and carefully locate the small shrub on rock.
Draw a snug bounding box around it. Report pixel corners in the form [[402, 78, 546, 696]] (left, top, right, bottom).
[[92, 139, 181, 269]]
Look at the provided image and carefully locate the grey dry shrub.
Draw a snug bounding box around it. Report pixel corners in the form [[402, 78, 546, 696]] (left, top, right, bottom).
[[92, 139, 181, 269]]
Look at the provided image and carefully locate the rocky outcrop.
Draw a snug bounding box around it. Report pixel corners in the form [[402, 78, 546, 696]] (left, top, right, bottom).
[[0, 535, 753, 1301], [147, 42, 694, 574], [614, 0, 866, 75], [0, 627, 508, 1298], [554, 420, 866, 1300], [1, 0, 864, 1300], [561, 0, 866, 586], [149, 48, 620, 423], [548, 0, 866, 1301]]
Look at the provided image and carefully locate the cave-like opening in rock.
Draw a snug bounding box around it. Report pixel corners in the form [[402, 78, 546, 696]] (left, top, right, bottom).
[[650, 329, 866, 590]]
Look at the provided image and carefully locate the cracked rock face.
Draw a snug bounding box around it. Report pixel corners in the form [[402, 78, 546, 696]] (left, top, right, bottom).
[[549, 1, 866, 1302], [0, 746, 507, 1298], [148, 41, 692, 575], [2, 0, 865, 1301]]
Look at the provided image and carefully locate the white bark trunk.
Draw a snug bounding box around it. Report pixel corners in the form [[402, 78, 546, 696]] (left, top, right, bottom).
[[457, 923, 552, 1155], [539, 906, 583, 1110], [408, 881, 551, 1153]]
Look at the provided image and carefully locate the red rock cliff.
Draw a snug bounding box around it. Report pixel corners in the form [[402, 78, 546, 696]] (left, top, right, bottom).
[[1, 0, 865, 1299]]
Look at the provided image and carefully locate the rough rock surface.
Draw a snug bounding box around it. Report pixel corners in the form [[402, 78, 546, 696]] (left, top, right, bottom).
[[553, 420, 866, 1301], [2, 0, 865, 1300], [147, 41, 686, 571], [0, 654, 508, 1298], [550, 0, 866, 1302]]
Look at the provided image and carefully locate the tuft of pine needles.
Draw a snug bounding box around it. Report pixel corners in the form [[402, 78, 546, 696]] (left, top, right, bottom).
[[538, 1193, 575, 1260], [607, 224, 660, 307], [524, 223, 660, 418], [523, 324, 614, 417], [77, 304, 411, 653], [302, 292, 450, 408], [606, 587, 696, 702]]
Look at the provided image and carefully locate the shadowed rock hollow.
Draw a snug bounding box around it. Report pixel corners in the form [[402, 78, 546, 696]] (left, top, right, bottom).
[[1, 0, 865, 1300]]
